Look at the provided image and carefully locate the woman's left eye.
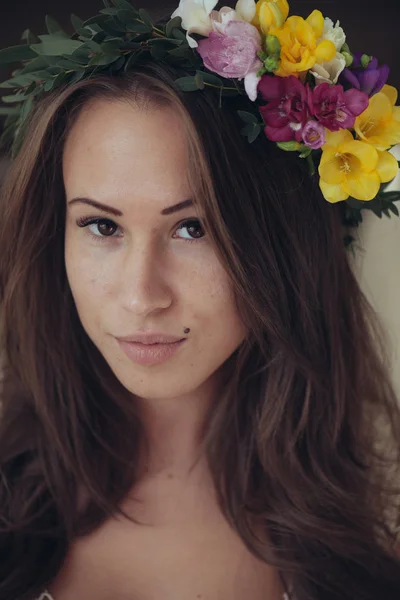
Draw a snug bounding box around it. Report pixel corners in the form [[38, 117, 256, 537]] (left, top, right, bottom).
[[75, 217, 206, 243]]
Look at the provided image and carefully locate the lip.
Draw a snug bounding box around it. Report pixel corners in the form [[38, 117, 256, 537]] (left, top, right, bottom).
[[116, 332, 185, 344], [117, 338, 186, 366]]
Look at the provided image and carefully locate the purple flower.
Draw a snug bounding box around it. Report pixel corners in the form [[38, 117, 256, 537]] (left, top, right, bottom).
[[258, 75, 312, 142], [340, 52, 389, 97], [310, 82, 369, 131], [197, 20, 262, 100], [301, 121, 326, 149]]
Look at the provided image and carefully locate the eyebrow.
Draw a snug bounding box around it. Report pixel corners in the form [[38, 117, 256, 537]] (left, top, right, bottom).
[[67, 197, 195, 216]]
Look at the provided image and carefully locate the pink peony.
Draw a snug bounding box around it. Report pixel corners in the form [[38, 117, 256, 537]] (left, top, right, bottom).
[[258, 75, 312, 142], [197, 20, 262, 101], [301, 120, 326, 149], [310, 83, 369, 131]]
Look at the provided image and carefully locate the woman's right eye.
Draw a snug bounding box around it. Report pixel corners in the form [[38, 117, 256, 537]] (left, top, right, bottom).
[[76, 217, 121, 242]]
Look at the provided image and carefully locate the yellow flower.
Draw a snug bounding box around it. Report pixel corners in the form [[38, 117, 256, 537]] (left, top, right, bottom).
[[354, 84, 400, 151], [269, 10, 336, 77], [318, 129, 399, 203], [252, 0, 289, 34]]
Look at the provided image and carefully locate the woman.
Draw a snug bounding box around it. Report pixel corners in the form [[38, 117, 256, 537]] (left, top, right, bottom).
[[1, 5, 400, 600]]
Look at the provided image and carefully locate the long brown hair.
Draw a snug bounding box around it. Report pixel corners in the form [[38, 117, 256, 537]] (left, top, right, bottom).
[[1, 57, 400, 600]]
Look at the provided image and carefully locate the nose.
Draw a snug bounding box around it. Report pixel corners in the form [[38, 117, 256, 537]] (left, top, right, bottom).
[[118, 245, 173, 317]]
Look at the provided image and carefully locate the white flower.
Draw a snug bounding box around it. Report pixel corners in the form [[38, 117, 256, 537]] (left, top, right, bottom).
[[171, 0, 257, 47], [210, 0, 257, 33], [235, 0, 257, 22], [310, 52, 346, 85], [171, 0, 219, 48], [320, 17, 346, 51]]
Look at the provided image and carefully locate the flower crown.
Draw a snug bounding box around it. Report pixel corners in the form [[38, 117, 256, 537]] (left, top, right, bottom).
[[0, 0, 399, 237]]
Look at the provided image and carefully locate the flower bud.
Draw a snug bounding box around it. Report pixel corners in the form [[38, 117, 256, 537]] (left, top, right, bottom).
[[342, 51, 353, 67], [361, 54, 372, 68], [265, 33, 280, 56], [264, 55, 280, 72]]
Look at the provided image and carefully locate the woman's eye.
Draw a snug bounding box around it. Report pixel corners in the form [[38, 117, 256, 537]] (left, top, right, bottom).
[[174, 219, 205, 242], [76, 217, 121, 241], [75, 217, 206, 243]]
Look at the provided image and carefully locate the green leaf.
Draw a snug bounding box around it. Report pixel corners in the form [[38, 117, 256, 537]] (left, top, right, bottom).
[[99, 7, 120, 15], [194, 71, 205, 90], [299, 147, 312, 158], [30, 39, 83, 56], [111, 0, 139, 12], [170, 27, 187, 42], [88, 52, 120, 66], [175, 75, 201, 92], [21, 29, 40, 45], [379, 191, 400, 202], [68, 69, 86, 84], [201, 72, 223, 87], [237, 110, 258, 124], [277, 141, 302, 151], [165, 16, 182, 38], [0, 74, 36, 88], [240, 122, 261, 143], [45, 15, 69, 38], [71, 14, 84, 33], [388, 203, 399, 217], [0, 44, 37, 65], [139, 8, 153, 28], [1, 93, 27, 103]]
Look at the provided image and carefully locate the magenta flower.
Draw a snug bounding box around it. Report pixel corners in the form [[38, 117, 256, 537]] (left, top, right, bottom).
[[258, 75, 312, 142], [310, 82, 369, 131], [197, 20, 262, 101], [301, 120, 326, 149]]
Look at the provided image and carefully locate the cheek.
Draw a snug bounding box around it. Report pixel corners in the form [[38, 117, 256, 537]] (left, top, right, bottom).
[[64, 239, 114, 321]]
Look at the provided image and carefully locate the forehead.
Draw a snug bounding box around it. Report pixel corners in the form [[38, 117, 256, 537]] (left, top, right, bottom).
[[62, 98, 192, 213]]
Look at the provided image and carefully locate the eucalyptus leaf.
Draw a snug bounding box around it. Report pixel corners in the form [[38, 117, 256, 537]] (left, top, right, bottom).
[[88, 52, 120, 66], [71, 14, 84, 33], [1, 93, 27, 103], [127, 22, 152, 33], [165, 16, 182, 38], [237, 110, 258, 124], [21, 29, 40, 45], [0, 44, 37, 65], [202, 72, 223, 87], [45, 15, 69, 38], [194, 71, 205, 90], [30, 39, 83, 56], [139, 8, 153, 28], [68, 69, 86, 84], [171, 28, 187, 42], [0, 74, 36, 88], [175, 75, 201, 92], [111, 0, 139, 13], [99, 8, 120, 15]]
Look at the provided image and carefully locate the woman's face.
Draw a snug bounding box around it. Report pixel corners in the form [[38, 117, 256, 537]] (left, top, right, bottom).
[[63, 98, 247, 401]]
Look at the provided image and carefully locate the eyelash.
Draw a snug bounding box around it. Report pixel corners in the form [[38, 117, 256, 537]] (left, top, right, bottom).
[[75, 216, 206, 244]]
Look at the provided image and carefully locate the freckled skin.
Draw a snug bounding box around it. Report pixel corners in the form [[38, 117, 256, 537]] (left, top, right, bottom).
[[62, 99, 247, 403]]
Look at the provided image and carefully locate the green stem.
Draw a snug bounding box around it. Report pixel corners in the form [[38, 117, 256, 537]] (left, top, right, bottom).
[[306, 153, 315, 176]]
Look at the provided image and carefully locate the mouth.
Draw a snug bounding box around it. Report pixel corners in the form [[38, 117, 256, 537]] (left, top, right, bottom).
[[116, 338, 186, 366]]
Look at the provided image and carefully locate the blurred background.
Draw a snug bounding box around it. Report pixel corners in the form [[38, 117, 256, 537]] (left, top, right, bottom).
[[0, 0, 400, 396]]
